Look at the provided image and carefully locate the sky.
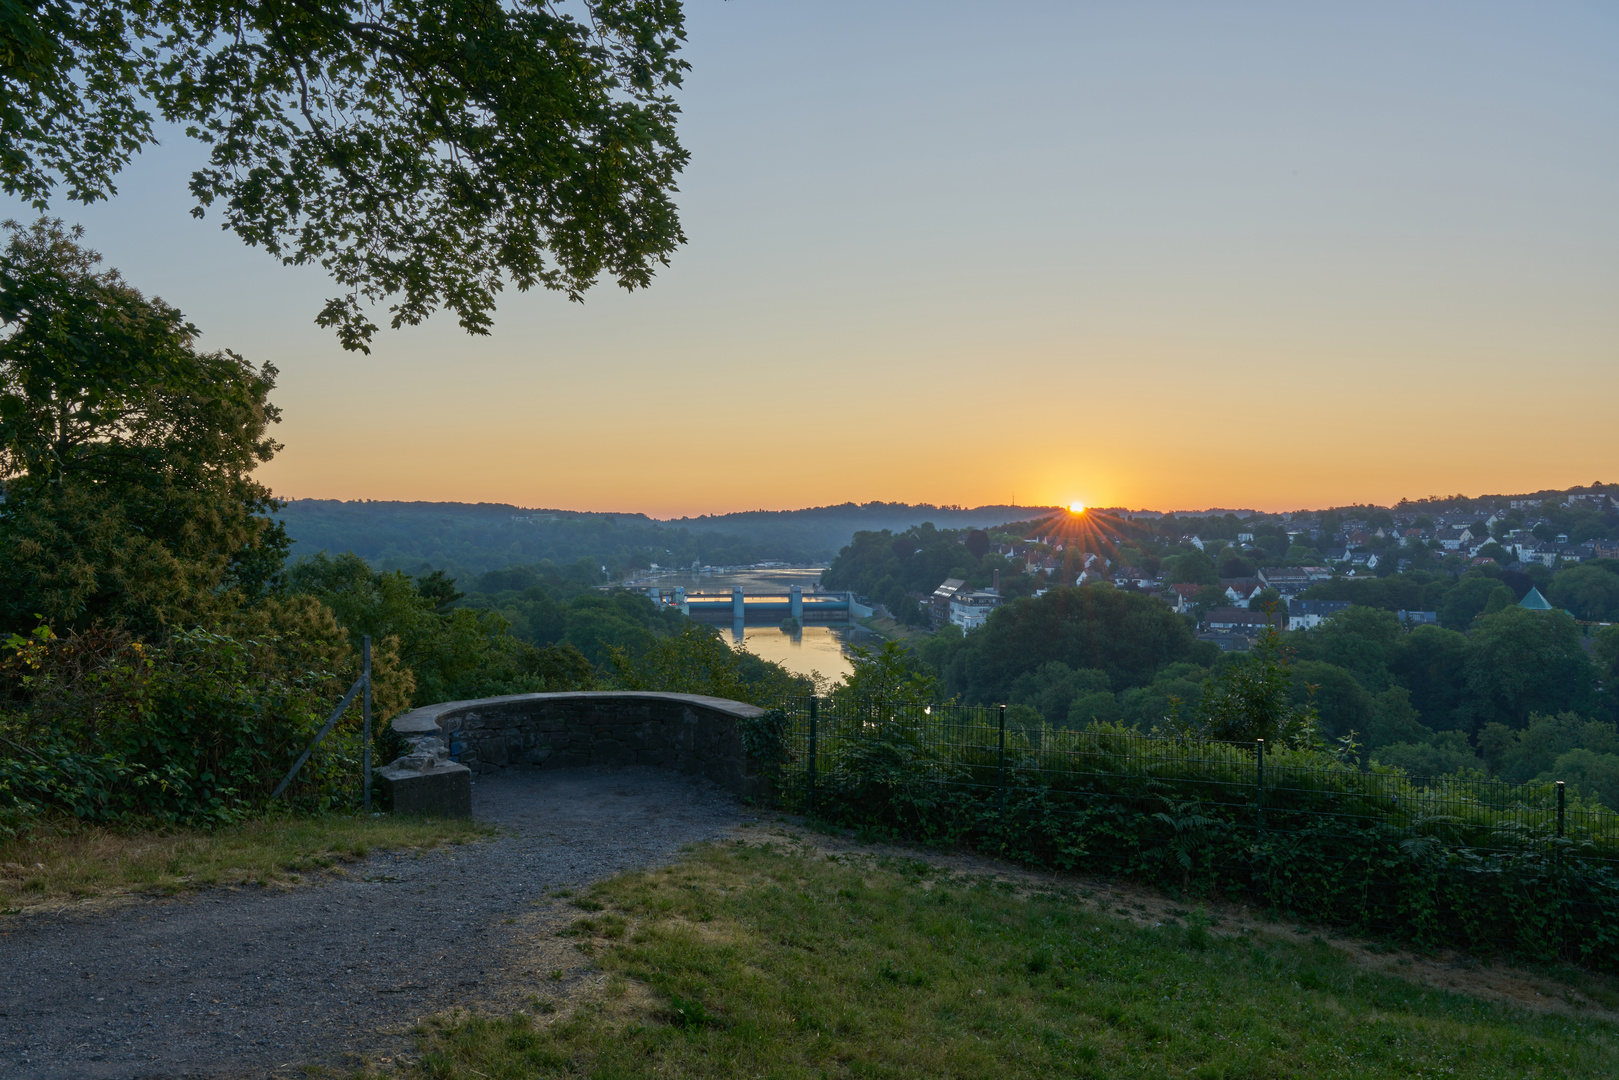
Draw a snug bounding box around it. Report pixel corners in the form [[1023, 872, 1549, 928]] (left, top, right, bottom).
[[8, 1, 1617, 517]]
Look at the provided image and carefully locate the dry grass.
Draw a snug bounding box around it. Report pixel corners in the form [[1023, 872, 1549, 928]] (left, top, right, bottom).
[[0, 813, 491, 914]]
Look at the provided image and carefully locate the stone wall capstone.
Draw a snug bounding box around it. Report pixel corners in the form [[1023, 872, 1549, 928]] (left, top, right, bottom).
[[389, 691, 770, 802]]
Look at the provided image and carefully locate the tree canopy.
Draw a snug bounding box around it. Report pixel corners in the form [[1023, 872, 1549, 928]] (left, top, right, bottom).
[[1, 0, 690, 351], [940, 585, 1209, 704], [0, 219, 286, 631]]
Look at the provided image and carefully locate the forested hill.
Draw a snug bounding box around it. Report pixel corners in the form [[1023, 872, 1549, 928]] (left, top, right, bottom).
[[275, 500, 1055, 575], [276, 500, 767, 576], [663, 502, 1061, 556]]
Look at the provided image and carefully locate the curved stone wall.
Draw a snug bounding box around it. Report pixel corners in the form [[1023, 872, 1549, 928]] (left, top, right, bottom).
[[390, 691, 770, 802]]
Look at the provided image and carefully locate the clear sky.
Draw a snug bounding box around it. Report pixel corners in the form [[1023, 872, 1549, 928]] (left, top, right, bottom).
[[9, 1, 1616, 517]]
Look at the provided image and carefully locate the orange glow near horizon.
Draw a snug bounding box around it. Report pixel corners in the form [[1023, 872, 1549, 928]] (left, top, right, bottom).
[[15, 2, 1614, 523]]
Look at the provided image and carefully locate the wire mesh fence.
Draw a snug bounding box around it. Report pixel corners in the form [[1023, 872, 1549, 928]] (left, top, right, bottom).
[[769, 696, 1619, 963]]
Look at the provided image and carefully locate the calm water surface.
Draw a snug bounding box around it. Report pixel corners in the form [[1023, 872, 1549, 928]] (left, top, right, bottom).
[[718, 624, 874, 681], [624, 566, 875, 680]]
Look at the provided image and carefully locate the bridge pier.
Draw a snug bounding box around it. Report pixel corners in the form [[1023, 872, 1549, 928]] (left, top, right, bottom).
[[732, 585, 744, 620], [790, 585, 803, 621]]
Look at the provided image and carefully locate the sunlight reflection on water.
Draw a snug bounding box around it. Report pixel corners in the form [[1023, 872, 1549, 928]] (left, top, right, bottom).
[[718, 624, 864, 681]]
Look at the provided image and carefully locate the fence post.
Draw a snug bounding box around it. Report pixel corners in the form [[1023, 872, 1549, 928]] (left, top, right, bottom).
[[362, 635, 373, 812], [1255, 739, 1265, 835], [807, 695, 818, 815], [997, 704, 1007, 809], [1555, 780, 1565, 873]]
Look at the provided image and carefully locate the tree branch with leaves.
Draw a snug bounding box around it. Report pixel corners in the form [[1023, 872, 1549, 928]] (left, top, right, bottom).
[[1, 0, 691, 351]]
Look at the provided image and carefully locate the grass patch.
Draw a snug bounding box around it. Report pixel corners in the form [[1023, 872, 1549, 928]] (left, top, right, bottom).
[[381, 839, 1619, 1079], [0, 813, 490, 911]]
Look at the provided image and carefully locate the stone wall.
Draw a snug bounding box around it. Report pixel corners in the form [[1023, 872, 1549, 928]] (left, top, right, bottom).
[[390, 692, 770, 802]]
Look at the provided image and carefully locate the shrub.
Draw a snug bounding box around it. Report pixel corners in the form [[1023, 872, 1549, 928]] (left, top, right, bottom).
[[781, 697, 1619, 967], [0, 617, 387, 828]]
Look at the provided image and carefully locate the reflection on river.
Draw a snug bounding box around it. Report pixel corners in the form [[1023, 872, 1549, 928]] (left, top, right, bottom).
[[621, 566, 874, 681], [716, 623, 879, 682]]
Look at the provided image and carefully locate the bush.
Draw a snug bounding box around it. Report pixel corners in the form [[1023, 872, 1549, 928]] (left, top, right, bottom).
[[0, 619, 386, 828], [782, 698, 1619, 967]]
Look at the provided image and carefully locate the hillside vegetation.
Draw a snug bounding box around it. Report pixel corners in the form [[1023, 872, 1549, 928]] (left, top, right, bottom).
[[274, 499, 1056, 576]]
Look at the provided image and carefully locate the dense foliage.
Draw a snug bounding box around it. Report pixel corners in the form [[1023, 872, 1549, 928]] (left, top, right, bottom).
[[0, 226, 814, 831], [2, 0, 691, 350], [822, 521, 1047, 625], [668, 501, 1056, 560], [0, 612, 407, 828], [0, 220, 288, 633], [277, 499, 784, 576], [275, 499, 1058, 575], [896, 585, 1617, 803], [785, 689, 1619, 967]]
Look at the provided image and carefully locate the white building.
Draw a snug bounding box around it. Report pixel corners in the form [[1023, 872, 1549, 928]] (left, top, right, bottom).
[[948, 590, 1003, 631]]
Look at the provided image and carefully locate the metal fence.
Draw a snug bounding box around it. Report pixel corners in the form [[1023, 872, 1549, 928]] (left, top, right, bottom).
[[772, 696, 1619, 956]]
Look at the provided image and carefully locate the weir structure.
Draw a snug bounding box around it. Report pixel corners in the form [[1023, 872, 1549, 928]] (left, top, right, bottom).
[[681, 586, 870, 621]]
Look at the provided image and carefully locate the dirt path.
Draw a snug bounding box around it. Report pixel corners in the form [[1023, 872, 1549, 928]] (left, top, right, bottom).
[[6, 776, 1613, 1079], [0, 768, 750, 1080]]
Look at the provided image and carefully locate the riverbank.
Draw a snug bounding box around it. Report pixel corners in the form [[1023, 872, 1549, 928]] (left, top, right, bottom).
[[860, 614, 932, 644]]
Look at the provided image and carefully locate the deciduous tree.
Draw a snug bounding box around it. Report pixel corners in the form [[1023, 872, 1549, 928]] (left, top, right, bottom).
[[1, 0, 690, 351], [0, 219, 286, 632]]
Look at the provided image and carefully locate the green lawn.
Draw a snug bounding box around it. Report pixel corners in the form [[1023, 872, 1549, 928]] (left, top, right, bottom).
[[0, 813, 490, 911], [385, 837, 1618, 1079]]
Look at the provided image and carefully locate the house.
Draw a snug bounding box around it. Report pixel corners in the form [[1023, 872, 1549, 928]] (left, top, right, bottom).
[[929, 578, 967, 628], [1518, 543, 1559, 568], [1397, 610, 1439, 627], [1433, 527, 1472, 551], [948, 589, 1002, 631], [1346, 530, 1372, 546], [1595, 542, 1619, 560], [1204, 607, 1281, 634], [1349, 552, 1381, 569], [1289, 600, 1350, 631], [1077, 564, 1111, 585], [1113, 567, 1158, 589], [1322, 547, 1351, 564], [1166, 582, 1203, 613], [1220, 577, 1263, 607], [1257, 567, 1314, 595], [1197, 631, 1255, 653]]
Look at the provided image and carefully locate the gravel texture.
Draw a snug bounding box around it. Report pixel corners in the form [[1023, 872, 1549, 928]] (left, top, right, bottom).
[[0, 767, 750, 1079]]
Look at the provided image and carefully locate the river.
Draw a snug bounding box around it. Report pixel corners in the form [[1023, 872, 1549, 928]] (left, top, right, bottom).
[[619, 565, 877, 680]]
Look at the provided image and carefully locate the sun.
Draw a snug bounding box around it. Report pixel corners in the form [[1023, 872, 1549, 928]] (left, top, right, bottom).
[[1068, 503, 1085, 514]]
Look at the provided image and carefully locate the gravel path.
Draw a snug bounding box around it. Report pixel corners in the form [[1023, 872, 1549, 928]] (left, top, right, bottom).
[[0, 768, 750, 1079]]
